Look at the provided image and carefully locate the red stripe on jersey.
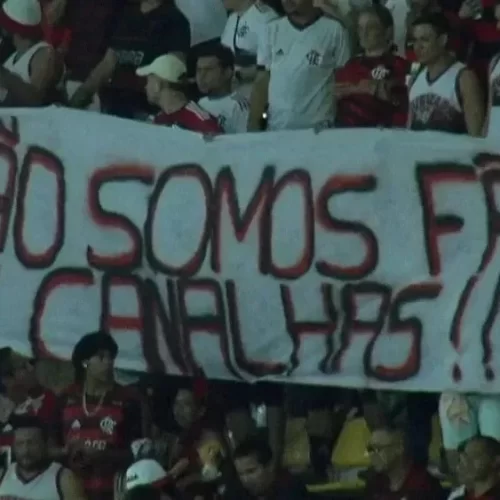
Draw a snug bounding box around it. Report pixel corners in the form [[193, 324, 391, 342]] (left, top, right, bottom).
[[336, 53, 410, 128], [154, 101, 223, 134]]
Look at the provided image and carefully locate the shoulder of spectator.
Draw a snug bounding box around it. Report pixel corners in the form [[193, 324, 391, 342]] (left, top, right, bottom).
[[458, 66, 482, 94], [0, 467, 5, 483]]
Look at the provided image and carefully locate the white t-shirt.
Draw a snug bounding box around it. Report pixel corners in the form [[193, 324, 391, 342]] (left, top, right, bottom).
[[175, 0, 227, 47], [221, 1, 279, 65], [199, 92, 249, 133], [258, 15, 350, 130]]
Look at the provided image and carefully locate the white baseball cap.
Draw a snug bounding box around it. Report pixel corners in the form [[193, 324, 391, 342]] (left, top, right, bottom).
[[125, 459, 169, 491], [136, 54, 187, 83], [0, 0, 42, 38]]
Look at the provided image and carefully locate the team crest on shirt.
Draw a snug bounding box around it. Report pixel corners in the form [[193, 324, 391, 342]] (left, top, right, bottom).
[[411, 93, 463, 132], [100, 416, 117, 436], [237, 23, 249, 38], [371, 65, 390, 80], [306, 50, 321, 66]]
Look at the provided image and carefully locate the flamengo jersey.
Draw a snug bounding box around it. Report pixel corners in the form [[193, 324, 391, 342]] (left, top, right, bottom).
[[409, 61, 466, 134], [221, 1, 279, 67], [486, 53, 500, 139], [3, 42, 51, 84], [0, 462, 62, 500], [61, 384, 131, 499], [198, 92, 249, 133], [258, 15, 350, 131]]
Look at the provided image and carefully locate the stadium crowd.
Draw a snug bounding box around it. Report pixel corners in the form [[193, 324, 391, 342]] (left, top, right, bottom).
[[0, 0, 500, 499], [1, 336, 500, 500]]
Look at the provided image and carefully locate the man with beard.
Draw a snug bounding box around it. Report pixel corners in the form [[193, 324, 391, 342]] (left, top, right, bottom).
[[58, 332, 147, 500], [0, 416, 85, 500], [0, 348, 58, 469]]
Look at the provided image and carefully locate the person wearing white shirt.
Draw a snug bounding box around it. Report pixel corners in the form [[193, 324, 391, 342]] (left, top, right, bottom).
[[197, 44, 250, 133], [221, 0, 280, 95], [248, 0, 351, 131]]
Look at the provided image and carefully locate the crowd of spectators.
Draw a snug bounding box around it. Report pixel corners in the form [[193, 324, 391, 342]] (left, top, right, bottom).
[[1, 0, 500, 499], [0, 0, 498, 137], [0, 337, 500, 500]]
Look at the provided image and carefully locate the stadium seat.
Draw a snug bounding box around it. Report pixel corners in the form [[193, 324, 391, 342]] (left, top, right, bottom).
[[331, 417, 371, 469]]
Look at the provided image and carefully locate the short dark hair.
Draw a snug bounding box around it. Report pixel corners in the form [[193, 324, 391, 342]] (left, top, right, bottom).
[[412, 12, 450, 35], [0, 348, 13, 378], [459, 435, 500, 458], [359, 5, 394, 30], [196, 43, 235, 70], [124, 485, 162, 500], [233, 436, 273, 466], [11, 415, 47, 441], [72, 331, 118, 380]]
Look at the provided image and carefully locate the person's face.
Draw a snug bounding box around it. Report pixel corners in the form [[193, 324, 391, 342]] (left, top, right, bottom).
[[235, 455, 271, 496], [358, 12, 389, 52], [282, 0, 313, 16], [456, 440, 496, 485], [145, 74, 163, 104], [412, 24, 445, 64], [196, 56, 231, 95], [4, 353, 37, 392], [173, 390, 202, 429], [13, 427, 46, 471], [85, 349, 114, 384], [367, 430, 403, 473]]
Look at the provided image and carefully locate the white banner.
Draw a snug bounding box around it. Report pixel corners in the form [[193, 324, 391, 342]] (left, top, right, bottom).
[[1, 108, 500, 392]]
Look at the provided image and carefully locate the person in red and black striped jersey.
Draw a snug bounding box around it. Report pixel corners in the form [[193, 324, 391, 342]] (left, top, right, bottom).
[[0, 348, 58, 469], [57, 332, 147, 500], [336, 4, 410, 128], [448, 436, 500, 500]]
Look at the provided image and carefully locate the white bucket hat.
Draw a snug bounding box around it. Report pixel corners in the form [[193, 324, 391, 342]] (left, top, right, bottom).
[[0, 0, 42, 38]]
